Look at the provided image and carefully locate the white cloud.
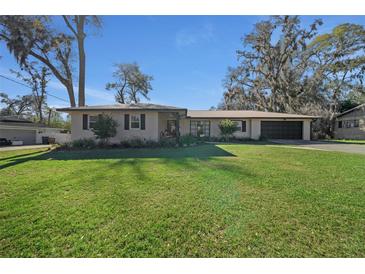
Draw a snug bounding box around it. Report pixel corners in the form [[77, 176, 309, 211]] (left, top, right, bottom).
[[175, 23, 215, 49]]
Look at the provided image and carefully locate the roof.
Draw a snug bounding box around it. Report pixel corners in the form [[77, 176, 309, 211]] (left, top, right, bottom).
[[0, 116, 63, 129], [56, 103, 187, 112], [187, 110, 318, 119], [336, 103, 365, 118], [0, 115, 33, 123]]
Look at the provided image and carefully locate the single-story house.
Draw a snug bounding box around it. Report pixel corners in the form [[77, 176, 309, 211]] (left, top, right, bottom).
[[0, 116, 71, 145], [334, 104, 365, 140], [57, 103, 317, 142]]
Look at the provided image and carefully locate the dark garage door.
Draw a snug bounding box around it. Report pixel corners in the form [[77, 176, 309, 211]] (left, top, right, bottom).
[[261, 121, 303, 139]]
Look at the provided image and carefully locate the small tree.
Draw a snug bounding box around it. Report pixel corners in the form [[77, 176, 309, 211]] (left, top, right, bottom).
[[218, 119, 237, 142], [91, 114, 118, 145]]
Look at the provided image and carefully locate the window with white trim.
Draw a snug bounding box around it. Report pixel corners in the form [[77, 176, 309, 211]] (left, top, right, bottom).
[[130, 115, 140, 129]]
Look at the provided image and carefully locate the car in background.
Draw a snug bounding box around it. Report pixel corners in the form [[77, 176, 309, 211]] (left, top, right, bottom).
[[0, 138, 12, 146]]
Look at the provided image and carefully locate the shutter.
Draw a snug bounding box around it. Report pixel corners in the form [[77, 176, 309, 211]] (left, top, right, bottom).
[[124, 114, 130, 130], [82, 114, 88, 130], [140, 114, 146, 130], [242, 121, 246, 132]]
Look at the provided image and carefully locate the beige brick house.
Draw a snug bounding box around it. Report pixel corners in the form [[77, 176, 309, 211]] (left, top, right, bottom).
[[335, 104, 365, 140], [57, 103, 317, 142]]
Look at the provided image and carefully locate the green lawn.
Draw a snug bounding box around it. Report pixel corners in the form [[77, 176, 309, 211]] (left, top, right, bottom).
[[330, 139, 365, 145], [1, 144, 365, 257]]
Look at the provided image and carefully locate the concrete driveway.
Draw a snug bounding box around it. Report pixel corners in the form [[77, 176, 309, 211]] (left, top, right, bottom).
[[271, 140, 365, 155], [0, 144, 53, 152]]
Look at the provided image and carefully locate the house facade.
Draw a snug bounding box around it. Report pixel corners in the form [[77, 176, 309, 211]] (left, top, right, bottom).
[[335, 104, 365, 140], [57, 103, 317, 142]]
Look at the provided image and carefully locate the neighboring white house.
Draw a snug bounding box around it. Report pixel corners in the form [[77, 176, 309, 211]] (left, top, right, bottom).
[[56, 103, 317, 142], [334, 104, 365, 140], [0, 116, 71, 145]]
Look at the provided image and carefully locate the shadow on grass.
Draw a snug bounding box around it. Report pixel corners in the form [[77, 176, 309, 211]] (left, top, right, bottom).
[[0, 145, 236, 170]]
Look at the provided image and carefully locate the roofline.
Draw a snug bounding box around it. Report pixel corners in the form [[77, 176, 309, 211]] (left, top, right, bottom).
[[187, 116, 319, 119], [0, 123, 65, 130], [56, 107, 187, 112], [336, 103, 365, 118]]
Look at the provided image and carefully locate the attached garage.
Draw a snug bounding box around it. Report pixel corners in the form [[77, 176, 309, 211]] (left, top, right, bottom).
[[0, 128, 36, 145], [261, 121, 303, 139]]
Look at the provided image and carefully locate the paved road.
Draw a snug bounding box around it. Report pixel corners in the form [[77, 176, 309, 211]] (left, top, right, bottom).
[[0, 144, 53, 152], [271, 140, 365, 155]]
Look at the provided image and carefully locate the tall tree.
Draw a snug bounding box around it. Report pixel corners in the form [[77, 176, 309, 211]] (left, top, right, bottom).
[[0, 16, 101, 107], [223, 16, 323, 113], [309, 23, 365, 131], [10, 63, 51, 123], [62, 16, 101, 106], [106, 63, 153, 104], [0, 92, 33, 116], [0, 16, 76, 106]]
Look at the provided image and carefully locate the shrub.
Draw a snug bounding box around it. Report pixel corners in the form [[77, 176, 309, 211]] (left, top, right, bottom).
[[72, 138, 97, 149], [158, 138, 177, 147], [259, 135, 268, 141], [120, 138, 176, 148], [145, 139, 160, 148], [91, 114, 118, 144], [218, 119, 237, 141], [128, 138, 145, 148], [180, 134, 197, 146]]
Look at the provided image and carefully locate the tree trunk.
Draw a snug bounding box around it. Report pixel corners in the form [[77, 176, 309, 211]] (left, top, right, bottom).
[[47, 109, 52, 126], [67, 83, 76, 107], [77, 16, 86, 107]]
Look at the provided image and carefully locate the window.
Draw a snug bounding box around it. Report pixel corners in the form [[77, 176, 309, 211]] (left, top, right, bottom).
[[343, 120, 360, 128], [89, 115, 98, 129], [232, 120, 242, 132], [242, 121, 247, 132], [190, 120, 210, 137], [338, 121, 342, 128], [354, 119, 359, 128], [131, 115, 140, 129], [232, 120, 246, 132]]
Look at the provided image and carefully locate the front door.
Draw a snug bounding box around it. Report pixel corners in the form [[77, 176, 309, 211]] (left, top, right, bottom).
[[167, 120, 177, 137]]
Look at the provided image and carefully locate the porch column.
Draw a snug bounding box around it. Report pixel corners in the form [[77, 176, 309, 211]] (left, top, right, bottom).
[[174, 112, 181, 145]]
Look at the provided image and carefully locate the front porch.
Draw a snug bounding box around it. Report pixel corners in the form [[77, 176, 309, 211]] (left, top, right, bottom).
[[158, 111, 185, 141]]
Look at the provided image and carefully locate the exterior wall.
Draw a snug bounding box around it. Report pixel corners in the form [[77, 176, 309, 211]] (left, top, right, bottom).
[[251, 119, 261, 140], [302, 120, 311, 141], [335, 107, 365, 139], [70, 110, 160, 143], [68, 110, 313, 142], [36, 128, 71, 144], [180, 118, 252, 139]]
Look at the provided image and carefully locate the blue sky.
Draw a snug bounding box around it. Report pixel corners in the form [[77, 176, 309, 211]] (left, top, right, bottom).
[[1, 16, 364, 110]]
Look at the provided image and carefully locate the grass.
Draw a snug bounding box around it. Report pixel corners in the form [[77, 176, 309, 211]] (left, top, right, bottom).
[[329, 139, 365, 145], [1, 144, 365, 257]]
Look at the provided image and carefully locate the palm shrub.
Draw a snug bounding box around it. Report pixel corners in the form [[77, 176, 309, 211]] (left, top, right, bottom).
[[218, 119, 237, 142], [91, 114, 118, 145]]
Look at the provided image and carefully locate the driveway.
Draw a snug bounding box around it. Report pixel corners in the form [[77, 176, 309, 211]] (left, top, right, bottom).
[[0, 144, 53, 152], [271, 140, 365, 155]]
